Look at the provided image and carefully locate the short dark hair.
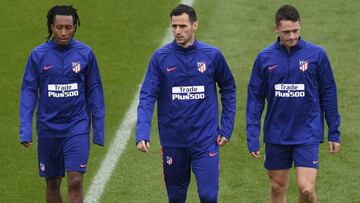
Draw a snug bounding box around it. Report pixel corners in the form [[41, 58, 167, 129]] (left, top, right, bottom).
[[170, 4, 197, 23], [275, 5, 300, 26], [46, 5, 80, 41]]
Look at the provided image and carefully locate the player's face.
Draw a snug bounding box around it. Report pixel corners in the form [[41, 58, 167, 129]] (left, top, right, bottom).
[[171, 13, 198, 48], [275, 20, 301, 50], [51, 15, 76, 46]]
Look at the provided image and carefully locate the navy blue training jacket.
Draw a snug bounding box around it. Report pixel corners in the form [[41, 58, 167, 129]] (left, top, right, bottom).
[[247, 38, 340, 152], [20, 39, 105, 145], [136, 40, 236, 148]]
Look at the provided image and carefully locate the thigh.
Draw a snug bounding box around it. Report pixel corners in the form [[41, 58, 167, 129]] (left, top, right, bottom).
[[296, 167, 317, 189], [264, 143, 293, 170], [63, 134, 90, 173], [162, 146, 191, 201], [37, 138, 65, 177], [191, 143, 219, 199], [293, 143, 320, 169], [267, 169, 290, 188]]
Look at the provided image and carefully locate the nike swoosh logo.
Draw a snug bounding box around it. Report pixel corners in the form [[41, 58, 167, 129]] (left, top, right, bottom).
[[166, 67, 176, 72], [43, 65, 54, 71], [268, 65, 278, 71], [80, 164, 87, 168], [209, 152, 217, 157], [312, 160, 318, 164]]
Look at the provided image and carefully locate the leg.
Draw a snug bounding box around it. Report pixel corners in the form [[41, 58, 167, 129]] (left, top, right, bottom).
[[191, 143, 219, 203], [67, 171, 84, 203], [264, 143, 293, 203], [38, 138, 66, 203], [162, 146, 191, 203], [63, 134, 90, 203], [293, 143, 319, 203], [267, 170, 290, 203], [296, 167, 317, 203], [45, 176, 63, 203]]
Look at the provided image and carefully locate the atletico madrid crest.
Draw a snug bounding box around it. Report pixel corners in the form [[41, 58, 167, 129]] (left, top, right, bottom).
[[40, 163, 46, 172], [166, 156, 173, 165], [72, 62, 81, 73], [197, 61, 207, 73], [299, 60, 308, 72]]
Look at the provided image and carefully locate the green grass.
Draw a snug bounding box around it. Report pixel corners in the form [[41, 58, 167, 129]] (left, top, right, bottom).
[[0, 0, 359, 202]]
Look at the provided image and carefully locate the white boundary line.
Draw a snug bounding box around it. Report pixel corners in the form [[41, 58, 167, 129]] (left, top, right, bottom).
[[84, 0, 195, 202]]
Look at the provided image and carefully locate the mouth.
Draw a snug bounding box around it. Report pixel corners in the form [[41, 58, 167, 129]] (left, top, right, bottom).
[[175, 36, 183, 40], [287, 39, 297, 44]]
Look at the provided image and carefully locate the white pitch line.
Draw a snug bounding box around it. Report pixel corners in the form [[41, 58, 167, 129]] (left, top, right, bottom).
[[84, 0, 195, 202]]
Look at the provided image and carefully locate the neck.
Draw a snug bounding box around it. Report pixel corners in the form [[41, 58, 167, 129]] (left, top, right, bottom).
[[178, 36, 195, 48], [279, 41, 293, 53], [285, 46, 291, 53]]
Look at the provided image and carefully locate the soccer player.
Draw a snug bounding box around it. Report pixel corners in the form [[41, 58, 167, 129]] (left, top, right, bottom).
[[136, 4, 236, 203], [20, 5, 105, 203], [246, 4, 340, 203]]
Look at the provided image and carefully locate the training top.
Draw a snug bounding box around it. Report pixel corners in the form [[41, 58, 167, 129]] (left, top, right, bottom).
[[20, 39, 105, 145], [136, 40, 236, 148], [246, 37, 341, 152]]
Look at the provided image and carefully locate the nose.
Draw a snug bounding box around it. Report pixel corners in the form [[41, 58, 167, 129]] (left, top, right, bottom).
[[289, 31, 296, 39], [174, 26, 181, 34], [61, 28, 67, 35]]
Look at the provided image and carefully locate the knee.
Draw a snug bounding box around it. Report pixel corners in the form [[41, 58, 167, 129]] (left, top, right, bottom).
[[46, 177, 62, 191], [198, 191, 217, 203], [270, 181, 288, 195], [68, 174, 83, 190], [298, 184, 315, 197]]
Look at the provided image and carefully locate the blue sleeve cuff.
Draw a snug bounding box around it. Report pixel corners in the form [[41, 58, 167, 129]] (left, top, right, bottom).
[[328, 135, 340, 143]]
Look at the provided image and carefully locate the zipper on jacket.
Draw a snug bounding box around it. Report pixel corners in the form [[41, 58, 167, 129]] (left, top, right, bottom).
[[61, 50, 65, 79], [286, 47, 291, 77], [287, 55, 290, 77], [185, 52, 189, 76]]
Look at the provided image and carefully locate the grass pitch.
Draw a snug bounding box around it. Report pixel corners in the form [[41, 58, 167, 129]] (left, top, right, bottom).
[[0, 0, 359, 202]]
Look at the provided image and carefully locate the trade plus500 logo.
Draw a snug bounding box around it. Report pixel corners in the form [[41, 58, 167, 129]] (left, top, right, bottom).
[[172, 86, 205, 100], [48, 83, 79, 98], [274, 84, 305, 97]]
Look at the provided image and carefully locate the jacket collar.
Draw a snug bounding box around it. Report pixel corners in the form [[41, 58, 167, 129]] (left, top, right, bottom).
[[275, 37, 305, 53], [173, 39, 198, 53], [47, 38, 74, 50]]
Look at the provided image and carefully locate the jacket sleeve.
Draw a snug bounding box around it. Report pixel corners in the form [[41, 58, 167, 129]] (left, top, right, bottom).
[[246, 55, 266, 152], [20, 52, 39, 143], [86, 50, 105, 146], [214, 51, 236, 140], [318, 50, 341, 142], [136, 55, 160, 144]]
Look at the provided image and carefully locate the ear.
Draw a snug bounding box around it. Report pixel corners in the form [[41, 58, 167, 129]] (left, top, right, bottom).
[[51, 24, 55, 32], [192, 21, 198, 31], [274, 24, 279, 34]]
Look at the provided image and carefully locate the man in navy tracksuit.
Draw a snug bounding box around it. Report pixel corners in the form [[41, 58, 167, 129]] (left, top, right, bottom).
[[136, 4, 236, 203], [20, 5, 105, 203], [246, 5, 340, 203]]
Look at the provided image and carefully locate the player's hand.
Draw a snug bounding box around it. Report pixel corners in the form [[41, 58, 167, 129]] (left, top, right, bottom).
[[21, 141, 32, 148], [137, 140, 150, 152], [217, 135, 228, 146], [250, 151, 260, 159], [328, 141, 340, 154]]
